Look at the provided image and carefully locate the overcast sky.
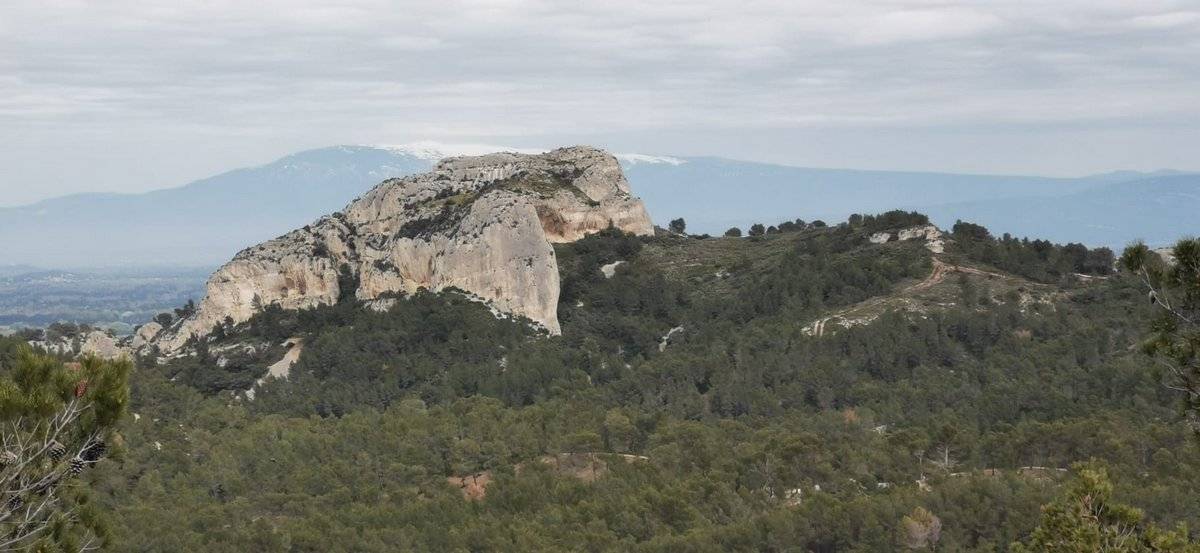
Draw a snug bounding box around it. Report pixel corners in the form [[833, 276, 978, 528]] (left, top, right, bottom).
[[2, 0, 1199, 206]]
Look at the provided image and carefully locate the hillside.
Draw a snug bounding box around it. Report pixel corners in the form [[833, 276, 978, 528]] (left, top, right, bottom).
[[71, 210, 1198, 551]]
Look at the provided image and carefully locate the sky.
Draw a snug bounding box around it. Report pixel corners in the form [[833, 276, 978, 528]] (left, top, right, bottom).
[[2, 0, 1199, 206]]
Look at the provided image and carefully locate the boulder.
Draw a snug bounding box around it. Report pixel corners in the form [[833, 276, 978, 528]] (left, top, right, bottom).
[[79, 331, 123, 359], [130, 321, 163, 349]]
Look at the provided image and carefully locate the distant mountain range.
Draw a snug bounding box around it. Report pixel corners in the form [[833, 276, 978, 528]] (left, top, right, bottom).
[[623, 157, 1193, 247], [916, 174, 1199, 248], [0, 145, 433, 267], [1, 142, 1194, 267]]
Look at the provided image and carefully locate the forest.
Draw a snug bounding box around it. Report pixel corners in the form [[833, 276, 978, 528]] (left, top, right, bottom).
[[2, 211, 1198, 551]]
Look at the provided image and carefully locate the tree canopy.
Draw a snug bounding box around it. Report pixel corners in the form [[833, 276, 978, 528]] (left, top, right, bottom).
[[0, 347, 130, 551]]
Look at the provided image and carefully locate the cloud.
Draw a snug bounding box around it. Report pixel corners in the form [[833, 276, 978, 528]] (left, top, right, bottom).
[[848, 7, 1005, 45], [1129, 11, 1200, 28], [0, 0, 1199, 203], [0, 1, 1195, 131]]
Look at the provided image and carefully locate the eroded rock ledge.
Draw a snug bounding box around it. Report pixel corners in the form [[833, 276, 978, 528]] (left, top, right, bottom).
[[153, 146, 653, 351]]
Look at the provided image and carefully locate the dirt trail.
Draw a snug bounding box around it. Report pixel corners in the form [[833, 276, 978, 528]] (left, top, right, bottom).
[[246, 338, 304, 399], [805, 258, 1010, 337], [264, 338, 303, 380], [909, 258, 951, 292]]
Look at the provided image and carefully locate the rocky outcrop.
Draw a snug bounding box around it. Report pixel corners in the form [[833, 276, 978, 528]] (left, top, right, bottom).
[[153, 146, 653, 351], [129, 322, 162, 350], [80, 331, 124, 359], [599, 260, 625, 279], [869, 232, 891, 244], [869, 225, 945, 253], [31, 330, 125, 360]]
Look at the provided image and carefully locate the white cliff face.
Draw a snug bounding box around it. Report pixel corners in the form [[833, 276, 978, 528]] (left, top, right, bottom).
[[155, 146, 653, 351]]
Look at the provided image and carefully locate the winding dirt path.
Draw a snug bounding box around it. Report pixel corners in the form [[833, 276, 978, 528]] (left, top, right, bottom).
[[805, 259, 1009, 337]]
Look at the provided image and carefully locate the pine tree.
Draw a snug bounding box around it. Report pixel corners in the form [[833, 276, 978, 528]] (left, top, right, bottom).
[[0, 349, 130, 551], [1013, 463, 1198, 552], [1121, 239, 1200, 436]]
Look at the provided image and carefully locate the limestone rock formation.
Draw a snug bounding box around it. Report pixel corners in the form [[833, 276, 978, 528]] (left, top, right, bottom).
[[80, 331, 124, 359], [868, 225, 945, 253], [30, 330, 124, 360], [129, 322, 162, 350], [154, 146, 653, 351]]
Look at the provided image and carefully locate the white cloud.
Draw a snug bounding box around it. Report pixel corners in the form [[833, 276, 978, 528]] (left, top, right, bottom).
[[849, 8, 1005, 45], [1129, 11, 1200, 28], [0, 0, 1199, 203]]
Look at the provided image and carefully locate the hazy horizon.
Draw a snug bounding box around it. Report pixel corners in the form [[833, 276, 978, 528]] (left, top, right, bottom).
[[0, 139, 1194, 209]]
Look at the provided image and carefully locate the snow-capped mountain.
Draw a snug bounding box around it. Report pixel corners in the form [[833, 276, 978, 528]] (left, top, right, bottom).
[[613, 153, 688, 166], [374, 141, 548, 161], [374, 140, 687, 167]]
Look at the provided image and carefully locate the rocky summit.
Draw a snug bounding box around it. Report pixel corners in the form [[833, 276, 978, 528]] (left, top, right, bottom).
[[151, 146, 653, 351]]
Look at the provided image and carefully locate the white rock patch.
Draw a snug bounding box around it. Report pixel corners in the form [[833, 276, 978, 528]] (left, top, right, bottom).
[[600, 260, 625, 279], [246, 338, 304, 400], [659, 326, 685, 352], [872, 225, 945, 253]]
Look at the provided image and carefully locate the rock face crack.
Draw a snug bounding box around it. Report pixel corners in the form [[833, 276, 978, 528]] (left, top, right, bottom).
[[153, 146, 653, 351]]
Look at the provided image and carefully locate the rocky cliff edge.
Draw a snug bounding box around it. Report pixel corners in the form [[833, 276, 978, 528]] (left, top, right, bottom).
[[150, 146, 653, 352]]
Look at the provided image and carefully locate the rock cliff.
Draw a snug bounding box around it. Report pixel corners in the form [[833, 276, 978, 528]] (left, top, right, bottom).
[[153, 146, 653, 351]]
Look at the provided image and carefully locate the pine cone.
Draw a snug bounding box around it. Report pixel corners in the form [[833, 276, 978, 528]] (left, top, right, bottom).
[[47, 440, 67, 461], [67, 457, 85, 476], [82, 440, 107, 462]]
